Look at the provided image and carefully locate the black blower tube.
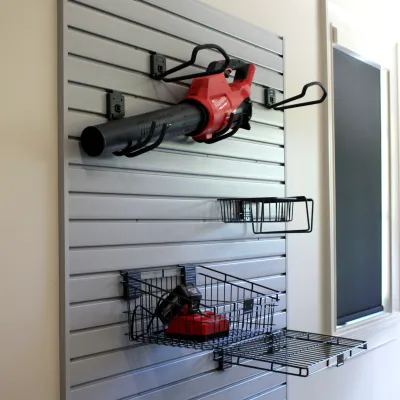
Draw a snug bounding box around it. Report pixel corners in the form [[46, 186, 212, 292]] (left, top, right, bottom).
[[81, 102, 206, 157]]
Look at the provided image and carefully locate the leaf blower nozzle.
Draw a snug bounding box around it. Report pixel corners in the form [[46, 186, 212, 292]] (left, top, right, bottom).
[[81, 102, 207, 157]]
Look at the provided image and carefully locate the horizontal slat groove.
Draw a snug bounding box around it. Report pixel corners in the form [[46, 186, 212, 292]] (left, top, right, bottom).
[[69, 238, 286, 274], [67, 139, 285, 182], [69, 315, 286, 391], [139, 0, 283, 54], [125, 361, 286, 400], [68, 53, 190, 90], [69, 312, 286, 358], [66, 85, 284, 128], [194, 371, 286, 400], [69, 273, 286, 305], [69, 238, 285, 250], [70, 255, 286, 278], [69, 0, 283, 74], [69, 138, 285, 166], [66, 1, 283, 88], [69, 164, 284, 183], [71, 351, 206, 389], [67, 27, 279, 104], [69, 220, 286, 249], [67, 86, 284, 131], [68, 163, 284, 183], [194, 375, 285, 400], [138, 0, 283, 55], [67, 53, 272, 108], [68, 81, 173, 107], [246, 384, 286, 400]]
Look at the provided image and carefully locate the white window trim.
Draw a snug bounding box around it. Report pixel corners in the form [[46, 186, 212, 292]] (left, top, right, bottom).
[[325, 19, 400, 345]]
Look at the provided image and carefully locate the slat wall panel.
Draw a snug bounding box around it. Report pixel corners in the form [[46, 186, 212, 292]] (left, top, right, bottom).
[[74, 0, 282, 73], [141, 0, 283, 55], [69, 311, 286, 361], [67, 29, 278, 106], [67, 1, 283, 88], [69, 221, 286, 247], [62, 1, 287, 399], [248, 386, 286, 400], [71, 360, 283, 400], [68, 54, 279, 112], [66, 86, 284, 129], [68, 167, 285, 199], [68, 135, 285, 172], [134, 371, 286, 400], [197, 375, 285, 400], [71, 313, 286, 394], [70, 277, 285, 331], [70, 239, 286, 274], [69, 195, 224, 220], [70, 258, 286, 302]]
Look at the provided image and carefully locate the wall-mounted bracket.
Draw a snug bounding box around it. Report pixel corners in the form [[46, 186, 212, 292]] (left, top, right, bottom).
[[120, 270, 142, 300], [107, 90, 125, 120], [150, 53, 167, 78]]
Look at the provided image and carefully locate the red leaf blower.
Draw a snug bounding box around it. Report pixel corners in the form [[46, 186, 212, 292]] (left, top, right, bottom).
[[80, 44, 255, 158]]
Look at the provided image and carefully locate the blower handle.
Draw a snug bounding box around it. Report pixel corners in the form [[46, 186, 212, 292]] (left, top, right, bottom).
[[206, 58, 253, 81]]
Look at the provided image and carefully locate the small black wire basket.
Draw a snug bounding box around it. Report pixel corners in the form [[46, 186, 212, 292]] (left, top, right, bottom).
[[120, 265, 280, 351], [218, 196, 314, 234]]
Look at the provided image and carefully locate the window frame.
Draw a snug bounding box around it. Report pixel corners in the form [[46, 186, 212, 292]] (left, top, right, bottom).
[[326, 22, 400, 341]]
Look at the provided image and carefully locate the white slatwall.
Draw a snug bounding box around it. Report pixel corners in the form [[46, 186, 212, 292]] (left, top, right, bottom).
[[61, 1, 286, 399]]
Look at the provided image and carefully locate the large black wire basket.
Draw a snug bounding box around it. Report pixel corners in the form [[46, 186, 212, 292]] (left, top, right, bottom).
[[120, 265, 280, 351], [218, 196, 314, 234]]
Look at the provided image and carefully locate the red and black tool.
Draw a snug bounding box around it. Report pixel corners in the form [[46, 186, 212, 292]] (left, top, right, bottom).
[[155, 281, 230, 341], [80, 44, 255, 157]]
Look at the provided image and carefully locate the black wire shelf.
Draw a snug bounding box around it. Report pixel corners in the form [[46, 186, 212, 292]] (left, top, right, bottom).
[[215, 329, 367, 376], [218, 196, 314, 234]]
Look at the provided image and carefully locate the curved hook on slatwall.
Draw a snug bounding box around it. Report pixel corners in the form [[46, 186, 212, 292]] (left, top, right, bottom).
[[265, 81, 327, 111], [151, 44, 230, 83]]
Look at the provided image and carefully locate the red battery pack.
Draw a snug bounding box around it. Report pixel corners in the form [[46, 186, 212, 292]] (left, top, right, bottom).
[[166, 311, 229, 341]]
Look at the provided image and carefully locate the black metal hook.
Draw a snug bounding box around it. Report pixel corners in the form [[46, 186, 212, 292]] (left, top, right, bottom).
[[113, 121, 157, 156], [204, 114, 243, 144], [151, 44, 230, 83], [265, 81, 327, 111], [125, 123, 169, 158], [113, 122, 169, 158]]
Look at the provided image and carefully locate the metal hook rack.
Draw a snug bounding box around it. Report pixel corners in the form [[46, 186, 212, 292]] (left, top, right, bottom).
[[194, 113, 245, 144], [112, 122, 170, 158], [150, 43, 231, 82], [265, 81, 327, 111]]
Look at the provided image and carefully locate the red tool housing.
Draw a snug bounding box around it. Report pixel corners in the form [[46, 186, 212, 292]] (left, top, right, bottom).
[[166, 311, 230, 341], [187, 64, 256, 142]]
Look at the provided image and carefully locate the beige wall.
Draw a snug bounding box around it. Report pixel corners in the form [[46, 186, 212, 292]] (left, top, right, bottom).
[[0, 0, 59, 399]]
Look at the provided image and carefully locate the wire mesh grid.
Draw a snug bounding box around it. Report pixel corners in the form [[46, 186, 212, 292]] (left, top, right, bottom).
[[120, 265, 280, 351], [216, 329, 367, 376], [218, 196, 314, 234]]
